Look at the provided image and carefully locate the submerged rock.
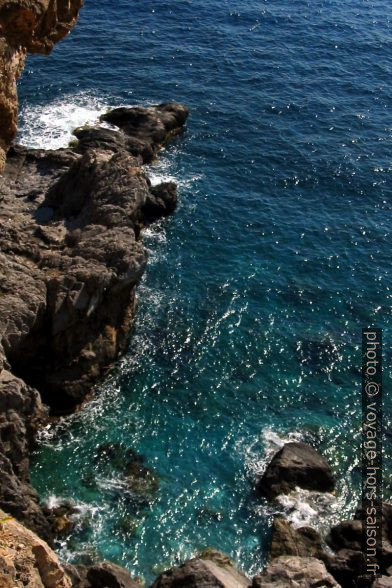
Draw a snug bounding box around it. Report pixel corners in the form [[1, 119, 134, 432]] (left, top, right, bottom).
[[196, 507, 224, 524], [95, 443, 135, 470], [150, 549, 249, 588], [115, 515, 143, 539], [295, 337, 339, 371], [95, 442, 160, 501], [257, 442, 335, 498], [126, 459, 160, 499]]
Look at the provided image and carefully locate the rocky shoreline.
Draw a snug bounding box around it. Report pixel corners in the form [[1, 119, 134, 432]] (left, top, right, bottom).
[[0, 101, 189, 544], [3, 435, 392, 587], [0, 2, 390, 588]]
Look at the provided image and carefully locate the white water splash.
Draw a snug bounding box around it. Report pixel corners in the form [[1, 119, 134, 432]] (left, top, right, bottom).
[[277, 488, 343, 530], [18, 92, 113, 150], [245, 427, 304, 478]]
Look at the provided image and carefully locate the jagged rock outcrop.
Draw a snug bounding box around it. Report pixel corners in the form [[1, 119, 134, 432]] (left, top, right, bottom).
[[0, 0, 83, 170], [257, 442, 335, 498], [0, 37, 24, 172], [0, 364, 52, 541], [0, 103, 188, 411], [150, 549, 250, 588], [325, 503, 392, 587], [0, 508, 72, 587], [0, 102, 188, 537], [268, 518, 324, 560], [252, 556, 340, 588], [265, 509, 392, 588]]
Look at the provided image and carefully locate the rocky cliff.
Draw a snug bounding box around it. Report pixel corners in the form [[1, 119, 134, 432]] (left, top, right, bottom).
[[0, 102, 188, 542], [0, 508, 72, 587], [0, 0, 83, 170]]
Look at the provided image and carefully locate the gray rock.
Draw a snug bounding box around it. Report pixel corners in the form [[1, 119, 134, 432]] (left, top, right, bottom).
[[257, 442, 335, 498], [150, 549, 249, 588], [252, 556, 340, 587], [269, 518, 324, 560], [373, 577, 392, 588]]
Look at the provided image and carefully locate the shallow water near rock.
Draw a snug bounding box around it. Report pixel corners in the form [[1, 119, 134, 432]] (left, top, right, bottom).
[[18, 0, 392, 583]]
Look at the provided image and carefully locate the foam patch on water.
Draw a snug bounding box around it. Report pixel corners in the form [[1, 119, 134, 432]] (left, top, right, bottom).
[[276, 488, 343, 530], [147, 158, 179, 187], [18, 92, 113, 150], [146, 154, 203, 190], [45, 496, 102, 525]]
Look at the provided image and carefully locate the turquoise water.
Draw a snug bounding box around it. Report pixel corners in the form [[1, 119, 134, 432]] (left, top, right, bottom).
[[18, 0, 392, 583]]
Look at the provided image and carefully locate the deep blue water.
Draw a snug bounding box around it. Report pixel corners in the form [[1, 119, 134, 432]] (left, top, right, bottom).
[[18, 0, 392, 583]]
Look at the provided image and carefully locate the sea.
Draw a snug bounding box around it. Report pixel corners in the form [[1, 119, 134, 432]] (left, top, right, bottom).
[[17, 0, 392, 583]]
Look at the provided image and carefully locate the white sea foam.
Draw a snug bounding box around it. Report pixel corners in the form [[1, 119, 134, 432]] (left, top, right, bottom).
[[277, 488, 341, 530], [244, 428, 304, 478], [45, 496, 102, 525], [18, 92, 113, 150], [46, 494, 66, 509]]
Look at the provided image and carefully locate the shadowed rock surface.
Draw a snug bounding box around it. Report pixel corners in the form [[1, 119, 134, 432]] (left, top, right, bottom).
[[324, 503, 392, 587], [257, 442, 335, 498], [0, 102, 188, 540], [265, 512, 392, 588], [85, 562, 140, 588], [268, 518, 324, 560], [0, 364, 52, 541]]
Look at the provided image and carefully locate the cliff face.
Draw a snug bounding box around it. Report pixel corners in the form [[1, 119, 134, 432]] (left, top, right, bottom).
[[0, 0, 83, 170], [0, 103, 188, 540], [0, 508, 72, 587], [0, 0, 191, 558], [0, 508, 141, 586]]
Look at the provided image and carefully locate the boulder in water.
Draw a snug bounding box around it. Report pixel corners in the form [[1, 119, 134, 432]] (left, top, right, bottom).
[[257, 442, 335, 498]]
